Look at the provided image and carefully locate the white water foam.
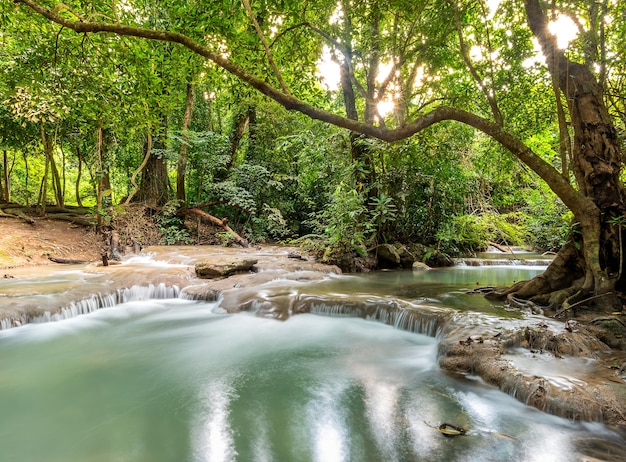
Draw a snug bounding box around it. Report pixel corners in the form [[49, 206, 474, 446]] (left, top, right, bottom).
[[0, 284, 183, 330]]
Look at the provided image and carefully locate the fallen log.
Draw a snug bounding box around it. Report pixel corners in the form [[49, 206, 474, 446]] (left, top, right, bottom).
[[180, 208, 249, 248], [0, 208, 36, 224], [48, 256, 91, 264], [487, 241, 511, 253]]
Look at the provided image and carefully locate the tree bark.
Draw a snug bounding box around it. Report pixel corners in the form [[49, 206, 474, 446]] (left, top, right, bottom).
[[2, 150, 10, 202], [39, 125, 52, 215], [226, 107, 250, 170], [181, 207, 248, 247], [49, 147, 64, 207], [124, 131, 152, 205], [135, 116, 171, 207], [176, 81, 195, 202], [522, 0, 625, 310], [75, 145, 83, 207]]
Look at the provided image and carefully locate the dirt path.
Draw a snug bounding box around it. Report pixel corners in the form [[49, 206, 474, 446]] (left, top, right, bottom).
[[0, 217, 102, 269]]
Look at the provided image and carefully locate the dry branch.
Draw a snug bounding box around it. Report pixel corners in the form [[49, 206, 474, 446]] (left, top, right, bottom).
[[181, 208, 248, 247]]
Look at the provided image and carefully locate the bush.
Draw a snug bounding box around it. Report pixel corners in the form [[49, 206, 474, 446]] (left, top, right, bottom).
[[522, 188, 572, 251], [157, 201, 191, 245], [436, 212, 529, 253]]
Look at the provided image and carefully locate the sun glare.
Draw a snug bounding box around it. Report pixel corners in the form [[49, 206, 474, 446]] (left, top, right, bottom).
[[316, 45, 341, 91], [548, 16, 578, 49], [377, 100, 395, 118]]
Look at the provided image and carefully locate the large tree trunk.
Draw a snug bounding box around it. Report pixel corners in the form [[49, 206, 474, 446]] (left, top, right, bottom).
[[499, 1, 626, 312], [135, 138, 170, 207], [135, 117, 171, 207]]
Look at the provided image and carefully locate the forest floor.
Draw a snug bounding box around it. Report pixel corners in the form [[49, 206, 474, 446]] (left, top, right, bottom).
[[0, 216, 102, 269]]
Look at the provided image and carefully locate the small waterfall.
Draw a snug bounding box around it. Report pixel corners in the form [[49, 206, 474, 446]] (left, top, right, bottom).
[[302, 296, 446, 338], [1, 315, 28, 330], [453, 257, 553, 266], [310, 303, 363, 317], [366, 306, 444, 338], [1, 283, 183, 330]]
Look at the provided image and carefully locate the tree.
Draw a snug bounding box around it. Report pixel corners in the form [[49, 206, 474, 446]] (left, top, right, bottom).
[[11, 0, 625, 312]]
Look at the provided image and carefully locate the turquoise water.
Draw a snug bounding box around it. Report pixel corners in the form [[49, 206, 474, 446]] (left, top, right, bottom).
[[0, 295, 623, 461]]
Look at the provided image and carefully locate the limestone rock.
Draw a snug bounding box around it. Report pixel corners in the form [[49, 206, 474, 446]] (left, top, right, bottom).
[[195, 258, 258, 279], [412, 261, 430, 271]]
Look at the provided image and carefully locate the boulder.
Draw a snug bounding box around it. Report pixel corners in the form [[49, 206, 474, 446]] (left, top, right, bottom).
[[195, 258, 258, 279], [375, 244, 401, 266], [412, 261, 431, 271]]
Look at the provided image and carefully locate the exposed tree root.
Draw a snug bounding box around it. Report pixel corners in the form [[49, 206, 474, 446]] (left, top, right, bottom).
[[483, 240, 624, 315]]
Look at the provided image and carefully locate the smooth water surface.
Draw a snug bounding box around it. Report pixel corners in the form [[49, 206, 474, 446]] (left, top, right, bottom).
[[308, 265, 547, 315], [0, 297, 624, 462]]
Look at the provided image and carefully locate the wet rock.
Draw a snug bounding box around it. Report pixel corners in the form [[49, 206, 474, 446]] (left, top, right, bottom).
[[180, 285, 220, 301], [195, 258, 258, 278], [412, 261, 430, 272], [395, 244, 417, 268], [589, 317, 626, 350], [375, 243, 401, 267]]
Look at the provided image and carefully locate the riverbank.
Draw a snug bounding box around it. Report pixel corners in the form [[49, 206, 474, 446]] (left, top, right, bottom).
[[0, 216, 101, 268]]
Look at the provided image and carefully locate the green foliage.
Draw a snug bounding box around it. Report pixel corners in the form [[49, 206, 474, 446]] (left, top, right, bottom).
[[367, 193, 397, 244], [311, 183, 369, 257], [157, 200, 191, 245], [436, 212, 529, 253], [522, 187, 572, 251], [3, 0, 619, 260]]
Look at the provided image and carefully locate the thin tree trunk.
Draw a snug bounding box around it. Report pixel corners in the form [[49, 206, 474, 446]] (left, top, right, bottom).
[[226, 107, 250, 170], [0, 164, 3, 203], [176, 81, 195, 202], [96, 125, 104, 229], [75, 145, 83, 207], [49, 149, 64, 207], [181, 207, 248, 247], [39, 126, 52, 214], [22, 148, 29, 206], [245, 105, 257, 159], [2, 150, 10, 202], [125, 131, 152, 205]]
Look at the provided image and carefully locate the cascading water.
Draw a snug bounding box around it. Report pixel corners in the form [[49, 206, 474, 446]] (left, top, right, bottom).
[[1, 251, 624, 461], [32, 283, 182, 324], [0, 299, 623, 461]]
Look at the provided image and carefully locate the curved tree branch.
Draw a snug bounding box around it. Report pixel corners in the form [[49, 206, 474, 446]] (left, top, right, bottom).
[[14, 0, 595, 220]]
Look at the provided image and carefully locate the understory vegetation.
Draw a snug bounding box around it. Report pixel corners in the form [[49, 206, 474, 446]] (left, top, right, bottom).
[[0, 0, 619, 272]]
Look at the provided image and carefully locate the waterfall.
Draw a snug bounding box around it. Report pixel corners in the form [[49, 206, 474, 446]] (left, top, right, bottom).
[[366, 306, 444, 337], [310, 303, 363, 318], [1, 283, 183, 330], [453, 257, 553, 266], [306, 297, 446, 338]]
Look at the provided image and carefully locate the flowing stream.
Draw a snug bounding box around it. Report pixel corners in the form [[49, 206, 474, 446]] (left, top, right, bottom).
[[0, 253, 625, 461]]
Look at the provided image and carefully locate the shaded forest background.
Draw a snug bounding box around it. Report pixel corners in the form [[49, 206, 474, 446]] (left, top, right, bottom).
[[1, 0, 623, 271]]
